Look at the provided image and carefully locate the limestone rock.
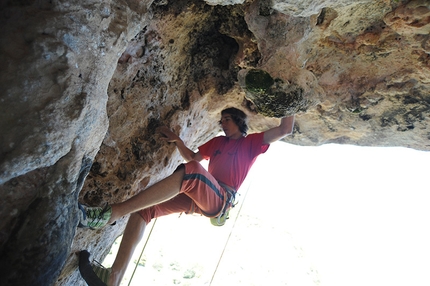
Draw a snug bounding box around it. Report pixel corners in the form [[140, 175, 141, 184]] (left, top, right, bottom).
[[0, 0, 429, 285], [271, 0, 372, 17], [384, 0, 430, 35]]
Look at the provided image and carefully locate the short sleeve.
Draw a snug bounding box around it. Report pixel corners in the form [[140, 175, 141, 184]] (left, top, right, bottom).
[[198, 137, 218, 160], [247, 132, 269, 158]]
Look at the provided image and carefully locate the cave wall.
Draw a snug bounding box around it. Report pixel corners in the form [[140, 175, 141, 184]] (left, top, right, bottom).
[[0, 0, 150, 285], [0, 0, 429, 285]]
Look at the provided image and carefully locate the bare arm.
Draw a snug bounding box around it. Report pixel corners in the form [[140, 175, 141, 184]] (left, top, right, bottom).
[[158, 126, 203, 162], [263, 115, 295, 144]]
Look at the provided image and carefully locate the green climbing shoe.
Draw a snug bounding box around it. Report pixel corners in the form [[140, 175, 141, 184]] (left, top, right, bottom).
[[78, 203, 112, 229], [210, 208, 230, 226]]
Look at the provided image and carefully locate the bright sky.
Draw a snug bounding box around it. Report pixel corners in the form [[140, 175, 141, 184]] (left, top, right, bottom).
[[106, 142, 430, 286], [240, 142, 430, 286]]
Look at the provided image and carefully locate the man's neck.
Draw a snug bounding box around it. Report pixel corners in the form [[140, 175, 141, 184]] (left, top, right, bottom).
[[227, 133, 243, 140]]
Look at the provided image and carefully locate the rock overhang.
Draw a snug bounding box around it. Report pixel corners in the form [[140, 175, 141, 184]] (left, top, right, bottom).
[[1, 0, 429, 285]]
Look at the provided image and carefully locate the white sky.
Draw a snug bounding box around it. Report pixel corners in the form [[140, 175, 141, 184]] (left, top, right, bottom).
[[106, 142, 430, 286], [240, 142, 430, 286]]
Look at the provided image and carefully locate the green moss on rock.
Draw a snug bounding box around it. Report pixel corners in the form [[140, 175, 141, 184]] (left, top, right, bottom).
[[242, 69, 309, 118], [245, 69, 274, 94]]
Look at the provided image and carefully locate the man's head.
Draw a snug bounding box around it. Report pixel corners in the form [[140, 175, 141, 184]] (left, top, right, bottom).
[[220, 107, 248, 136]]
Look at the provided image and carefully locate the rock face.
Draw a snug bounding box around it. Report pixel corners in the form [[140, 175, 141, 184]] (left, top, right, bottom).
[[0, 0, 429, 285]]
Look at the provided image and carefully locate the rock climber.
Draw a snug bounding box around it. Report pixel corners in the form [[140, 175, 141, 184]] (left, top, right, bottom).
[[78, 107, 295, 286]]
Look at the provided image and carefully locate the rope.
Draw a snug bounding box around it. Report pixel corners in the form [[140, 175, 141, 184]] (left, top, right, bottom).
[[128, 218, 157, 286], [209, 179, 253, 285]]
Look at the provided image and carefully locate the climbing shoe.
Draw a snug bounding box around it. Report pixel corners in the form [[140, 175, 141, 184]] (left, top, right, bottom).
[[210, 208, 230, 226], [79, 250, 109, 286], [78, 203, 112, 229], [92, 261, 111, 285]]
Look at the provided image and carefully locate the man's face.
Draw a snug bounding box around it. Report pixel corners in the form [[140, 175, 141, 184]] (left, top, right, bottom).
[[219, 114, 241, 138]]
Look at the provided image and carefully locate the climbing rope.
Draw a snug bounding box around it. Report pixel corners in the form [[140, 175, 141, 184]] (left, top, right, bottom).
[[127, 218, 158, 286], [209, 178, 253, 285]]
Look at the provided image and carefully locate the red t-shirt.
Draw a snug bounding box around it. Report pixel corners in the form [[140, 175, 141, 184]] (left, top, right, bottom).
[[198, 132, 269, 191]]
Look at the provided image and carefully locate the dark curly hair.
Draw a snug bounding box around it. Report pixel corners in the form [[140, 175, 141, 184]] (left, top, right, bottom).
[[221, 107, 249, 136]]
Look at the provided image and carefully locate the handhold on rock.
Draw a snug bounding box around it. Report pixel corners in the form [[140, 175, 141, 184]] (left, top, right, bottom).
[[238, 69, 310, 118]]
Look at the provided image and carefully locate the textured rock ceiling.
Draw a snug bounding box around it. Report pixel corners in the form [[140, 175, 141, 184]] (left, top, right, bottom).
[[0, 0, 429, 285]]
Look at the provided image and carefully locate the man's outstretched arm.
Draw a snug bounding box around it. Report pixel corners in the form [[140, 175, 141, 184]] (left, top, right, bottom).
[[158, 126, 203, 162], [263, 115, 295, 145]]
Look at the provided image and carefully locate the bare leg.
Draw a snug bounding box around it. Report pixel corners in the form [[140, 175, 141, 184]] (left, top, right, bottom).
[[108, 167, 184, 224], [109, 213, 147, 286]]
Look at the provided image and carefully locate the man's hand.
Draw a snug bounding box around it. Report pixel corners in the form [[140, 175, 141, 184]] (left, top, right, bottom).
[[263, 115, 295, 145], [157, 126, 203, 162], [158, 126, 180, 143]]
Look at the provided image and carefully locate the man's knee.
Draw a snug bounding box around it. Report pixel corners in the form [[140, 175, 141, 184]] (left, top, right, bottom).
[[173, 163, 186, 175], [135, 209, 153, 225], [129, 212, 147, 226], [183, 160, 204, 173]]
